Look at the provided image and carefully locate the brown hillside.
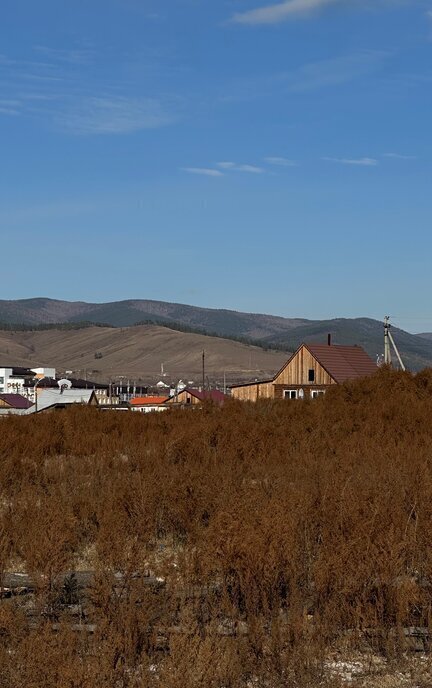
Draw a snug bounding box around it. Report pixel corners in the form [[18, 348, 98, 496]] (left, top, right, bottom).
[[0, 325, 288, 384]]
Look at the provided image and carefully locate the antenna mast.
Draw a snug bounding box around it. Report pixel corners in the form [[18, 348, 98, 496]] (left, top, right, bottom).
[[384, 316, 406, 371]]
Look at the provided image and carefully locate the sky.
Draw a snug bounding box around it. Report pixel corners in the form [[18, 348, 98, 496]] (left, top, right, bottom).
[[1, 0, 432, 332]]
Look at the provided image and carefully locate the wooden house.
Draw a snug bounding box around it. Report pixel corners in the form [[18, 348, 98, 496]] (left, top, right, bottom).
[[231, 341, 377, 401]]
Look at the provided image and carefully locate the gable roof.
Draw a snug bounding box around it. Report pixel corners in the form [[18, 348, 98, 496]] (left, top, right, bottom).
[[130, 396, 169, 406], [36, 389, 97, 412], [0, 394, 34, 409], [183, 389, 228, 403], [305, 343, 377, 383]]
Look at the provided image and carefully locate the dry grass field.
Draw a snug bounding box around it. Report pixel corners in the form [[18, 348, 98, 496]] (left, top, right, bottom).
[[1, 367, 432, 686], [0, 324, 287, 384]]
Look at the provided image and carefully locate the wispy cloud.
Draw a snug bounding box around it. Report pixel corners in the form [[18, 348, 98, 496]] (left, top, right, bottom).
[[265, 156, 297, 166], [0, 99, 21, 115], [217, 161, 265, 173], [231, 0, 340, 25], [282, 51, 388, 92], [382, 152, 417, 160], [323, 156, 379, 166], [182, 167, 224, 177], [33, 45, 95, 65], [221, 51, 389, 103], [57, 96, 173, 134], [230, 0, 408, 26], [0, 46, 178, 135]]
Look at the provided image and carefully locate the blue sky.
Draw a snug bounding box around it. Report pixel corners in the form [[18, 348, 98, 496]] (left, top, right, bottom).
[[1, 0, 431, 332]]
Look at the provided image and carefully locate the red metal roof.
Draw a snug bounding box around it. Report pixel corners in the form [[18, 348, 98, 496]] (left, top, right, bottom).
[[185, 389, 228, 403], [305, 344, 377, 383], [130, 396, 169, 406], [0, 394, 34, 409]]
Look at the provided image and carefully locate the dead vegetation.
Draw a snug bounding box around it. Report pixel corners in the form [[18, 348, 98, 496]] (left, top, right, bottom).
[[1, 367, 432, 686]]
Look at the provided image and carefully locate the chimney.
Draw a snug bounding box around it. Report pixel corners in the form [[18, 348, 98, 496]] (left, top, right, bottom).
[[327, 333, 332, 346]]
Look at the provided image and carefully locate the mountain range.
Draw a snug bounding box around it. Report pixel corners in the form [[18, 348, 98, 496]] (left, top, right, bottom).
[[1, 298, 432, 372]]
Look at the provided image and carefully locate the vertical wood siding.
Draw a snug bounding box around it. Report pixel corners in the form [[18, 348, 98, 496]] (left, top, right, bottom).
[[231, 382, 273, 402], [274, 346, 335, 386]]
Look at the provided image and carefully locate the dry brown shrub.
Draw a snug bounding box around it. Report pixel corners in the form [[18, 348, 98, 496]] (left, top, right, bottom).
[[1, 369, 432, 685]]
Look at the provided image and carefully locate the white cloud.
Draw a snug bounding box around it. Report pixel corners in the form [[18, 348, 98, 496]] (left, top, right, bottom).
[[231, 0, 342, 25], [0, 99, 21, 115], [56, 96, 173, 134], [0, 48, 178, 136], [220, 51, 388, 104], [239, 164, 264, 173], [383, 152, 417, 160], [217, 161, 236, 169], [265, 156, 297, 166], [0, 107, 20, 115], [33, 45, 95, 65], [182, 167, 224, 177], [217, 161, 264, 173], [231, 0, 410, 26], [323, 156, 379, 166]]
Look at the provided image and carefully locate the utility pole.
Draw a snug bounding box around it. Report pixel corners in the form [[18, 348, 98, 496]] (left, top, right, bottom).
[[384, 316, 392, 366], [202, 350, 205, 392], [384, 316, 406, 371], [34, 376, 47, 414]]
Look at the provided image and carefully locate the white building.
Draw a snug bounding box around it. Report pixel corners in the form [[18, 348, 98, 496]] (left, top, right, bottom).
[[0, 367, 31, 396], [32, 367, 56, 379], [36, 388, 98, 412], [0, 366, 56, 400]]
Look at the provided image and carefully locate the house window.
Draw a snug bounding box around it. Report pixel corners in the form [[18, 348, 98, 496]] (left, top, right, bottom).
[[0, 377, 4, 384], [311, 390, 325, 399], [308, 369, 315, 382], [186, 396, 192, 404], [284, 390, 298, 400]]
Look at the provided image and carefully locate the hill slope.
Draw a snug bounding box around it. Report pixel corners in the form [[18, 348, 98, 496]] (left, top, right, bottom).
[[0, 298, 307, 337], [0, 325, 288, 385], [262, 318, 432, 372], [1, 298, 432, 371]]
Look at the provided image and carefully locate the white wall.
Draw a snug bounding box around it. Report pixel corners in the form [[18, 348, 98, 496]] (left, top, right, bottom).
[[32, 367, 56, 378], [0, 369, 27, 395], [0, 368, 12, 394]]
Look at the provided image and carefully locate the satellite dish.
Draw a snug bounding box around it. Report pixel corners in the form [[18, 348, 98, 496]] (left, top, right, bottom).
[[58, 379, 73, 390]]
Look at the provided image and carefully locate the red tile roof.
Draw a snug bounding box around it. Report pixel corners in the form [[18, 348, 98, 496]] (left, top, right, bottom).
[[130, 396, 169, 406], [0, 394, 34, 409], [305, 344, 377, 383]]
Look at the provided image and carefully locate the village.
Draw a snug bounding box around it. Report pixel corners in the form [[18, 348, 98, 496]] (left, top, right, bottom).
[[0, 334, 384, 415]]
